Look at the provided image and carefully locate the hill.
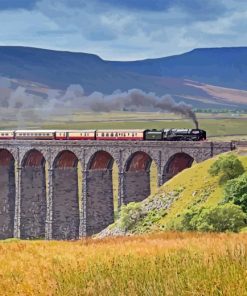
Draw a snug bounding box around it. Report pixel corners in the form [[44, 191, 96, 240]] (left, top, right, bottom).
[[111, 47, 247, 90], [99, 150, 247, 237], [0, 46, 247, 109]]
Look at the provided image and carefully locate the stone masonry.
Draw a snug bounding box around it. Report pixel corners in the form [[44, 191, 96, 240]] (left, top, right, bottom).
[[0, 140, 236, 239]]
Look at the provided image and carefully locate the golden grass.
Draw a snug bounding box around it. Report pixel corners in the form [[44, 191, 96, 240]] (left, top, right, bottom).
[[1, 233, 247, 295]]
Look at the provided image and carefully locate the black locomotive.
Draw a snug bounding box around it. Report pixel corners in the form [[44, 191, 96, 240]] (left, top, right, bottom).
[[144, 129, 206, 141]]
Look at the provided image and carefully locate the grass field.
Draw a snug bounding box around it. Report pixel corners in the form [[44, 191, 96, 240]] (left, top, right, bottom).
[[1, 233, 247, 295]]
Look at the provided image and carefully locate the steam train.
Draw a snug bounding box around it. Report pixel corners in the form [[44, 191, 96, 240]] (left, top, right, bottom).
[[0, 128, 206, 141]]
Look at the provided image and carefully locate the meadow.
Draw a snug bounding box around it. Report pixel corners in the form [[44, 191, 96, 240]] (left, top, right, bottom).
[[0, 233, 247, 295]]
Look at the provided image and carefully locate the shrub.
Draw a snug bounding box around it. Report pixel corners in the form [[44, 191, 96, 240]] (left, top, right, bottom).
[[194, 204, 246, 232], [177, 207, 203, 231], [119, 202, 143, 231], [224, 172, 247, 212], [177, 204, 246, 232], [208, 154, 244, 184]]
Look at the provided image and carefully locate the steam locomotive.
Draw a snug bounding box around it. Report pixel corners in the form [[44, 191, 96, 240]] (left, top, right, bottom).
[[0, 128, 206, 141]]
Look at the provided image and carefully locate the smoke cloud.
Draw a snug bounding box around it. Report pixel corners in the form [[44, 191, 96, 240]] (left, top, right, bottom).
[[87, 89, 199, 128], [0, 83, 198, 128]]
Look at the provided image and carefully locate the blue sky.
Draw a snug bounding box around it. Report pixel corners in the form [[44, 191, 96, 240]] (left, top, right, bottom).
[[0, 0, 246, 60]]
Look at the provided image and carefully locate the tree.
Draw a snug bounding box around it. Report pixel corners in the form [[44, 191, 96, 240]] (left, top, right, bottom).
[[224, 172, 247, 212], [208, 154, 245, 184]]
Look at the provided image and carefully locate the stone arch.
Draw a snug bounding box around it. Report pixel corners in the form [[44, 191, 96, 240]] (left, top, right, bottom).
[[52, 150, 80, 239], [85, 150, 115, 235], [125, 151, 152, 172], [163, 152, 194, 183], [0, 149, 15, 239], [20, 149, 46, 239], [123, 151, 154, 204]]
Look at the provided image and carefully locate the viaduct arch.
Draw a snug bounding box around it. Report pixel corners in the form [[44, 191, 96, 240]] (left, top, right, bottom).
[[20, 149, 46, 239], [53, 150, 80, 240], [123, 151, 153, 204], [163, 153, 194, 183], [86, 150, 115, 236], [0, 140, 235, 239]]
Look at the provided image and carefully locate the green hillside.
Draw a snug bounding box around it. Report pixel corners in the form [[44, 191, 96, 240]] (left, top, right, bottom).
[[99, 150, 247, 237]]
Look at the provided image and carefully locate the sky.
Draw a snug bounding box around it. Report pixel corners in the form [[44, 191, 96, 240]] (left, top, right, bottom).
[[0, 0, 246, 60]]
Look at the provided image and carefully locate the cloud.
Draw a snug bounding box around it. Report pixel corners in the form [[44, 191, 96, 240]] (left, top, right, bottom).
[[0, 0, 246, 60]]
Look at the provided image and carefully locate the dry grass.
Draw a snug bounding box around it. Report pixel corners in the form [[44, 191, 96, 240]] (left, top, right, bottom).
[[1, 233, 247, 295]]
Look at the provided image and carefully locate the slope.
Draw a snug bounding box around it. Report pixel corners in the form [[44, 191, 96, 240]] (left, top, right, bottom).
[[99, 150, 247, 237]]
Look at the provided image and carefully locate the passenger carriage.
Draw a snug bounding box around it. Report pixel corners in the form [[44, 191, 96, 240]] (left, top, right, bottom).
[[96, 130, 145, 141]]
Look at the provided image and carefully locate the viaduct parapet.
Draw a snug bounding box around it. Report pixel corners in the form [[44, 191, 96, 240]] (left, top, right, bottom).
[[0, 140, 234, 239]]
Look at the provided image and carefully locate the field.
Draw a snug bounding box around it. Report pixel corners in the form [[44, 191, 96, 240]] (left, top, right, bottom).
[[0, 108, 247, 140], [0, 233, 247, 295]]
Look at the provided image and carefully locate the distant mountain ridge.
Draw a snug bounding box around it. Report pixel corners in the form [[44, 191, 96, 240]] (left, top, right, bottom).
[[110, 47, 247, 90], [0, 46, 247, 108]]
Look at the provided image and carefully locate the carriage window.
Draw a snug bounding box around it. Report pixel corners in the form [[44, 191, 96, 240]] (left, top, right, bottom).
[[132, 133, 134, 136], [102, 133, 104, 136], [106, 133, 109, 137], [115, 133, 118, 136]]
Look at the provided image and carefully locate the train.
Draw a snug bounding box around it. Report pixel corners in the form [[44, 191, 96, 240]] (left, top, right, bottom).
[[0, 128, 206, 141]]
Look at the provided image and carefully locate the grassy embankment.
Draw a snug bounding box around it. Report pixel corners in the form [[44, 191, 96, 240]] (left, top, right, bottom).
[[106, 151, 247, 234], [1, 233, 247, 295]]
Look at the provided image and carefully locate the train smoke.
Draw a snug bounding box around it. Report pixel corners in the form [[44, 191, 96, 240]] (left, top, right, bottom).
[[87, 89, 199, 128], [0, 82, 198, 128]]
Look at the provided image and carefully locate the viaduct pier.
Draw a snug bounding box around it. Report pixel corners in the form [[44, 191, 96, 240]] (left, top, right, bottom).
[[0, 140, 235, 239]]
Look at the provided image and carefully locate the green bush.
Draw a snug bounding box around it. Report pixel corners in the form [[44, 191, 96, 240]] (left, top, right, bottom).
[[208, 154, 244, 184], [177, 204, 246, 232], [224, 172, 247, 212], [177, 207, 203, 231], [193, 204, 246, 232], [119, 202, 143, 231]]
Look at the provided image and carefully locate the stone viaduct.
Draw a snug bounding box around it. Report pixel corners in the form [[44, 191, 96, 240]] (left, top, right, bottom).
[[0, 140, 235, 240]]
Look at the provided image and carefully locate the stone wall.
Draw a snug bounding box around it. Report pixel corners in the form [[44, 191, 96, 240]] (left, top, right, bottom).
[[123, 171, 150, 204], [20, 167, 46, 239], [52, 167, 79, 239], [86, 170, 114, 236], [0, 165, 15, 239]]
